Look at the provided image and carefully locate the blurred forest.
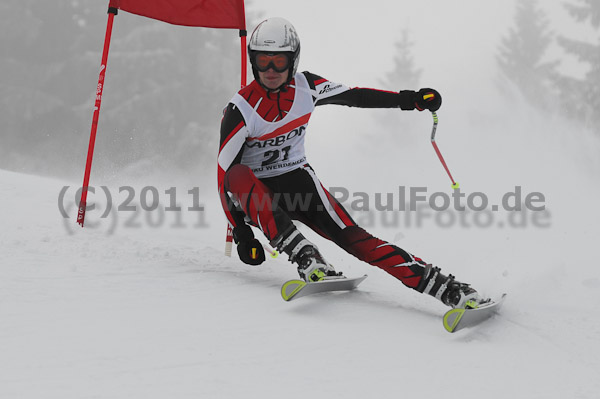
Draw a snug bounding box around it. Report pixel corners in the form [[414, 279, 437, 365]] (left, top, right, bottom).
[[0, 0, 246, 180], [380, 0, 599, 135], [496, 0, 599, 132]]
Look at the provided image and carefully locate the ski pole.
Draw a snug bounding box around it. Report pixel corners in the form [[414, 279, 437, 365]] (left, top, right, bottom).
[[430, 112, 459, 189], [262, 242, 279, 259]]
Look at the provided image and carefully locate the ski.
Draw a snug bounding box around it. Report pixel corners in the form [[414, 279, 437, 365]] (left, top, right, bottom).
[[281, 275, 368, 301], [442, 293, 507, 333]]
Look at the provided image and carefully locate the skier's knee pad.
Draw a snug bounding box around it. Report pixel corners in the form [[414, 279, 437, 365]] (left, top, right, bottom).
[[224, 164, 259, 194], [225, 164, 254, 185]]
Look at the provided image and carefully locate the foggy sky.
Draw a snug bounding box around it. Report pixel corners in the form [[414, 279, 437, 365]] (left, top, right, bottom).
[[251, 0, 593, 89]]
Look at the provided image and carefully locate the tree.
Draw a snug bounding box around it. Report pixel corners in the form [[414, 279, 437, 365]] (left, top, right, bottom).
[[496, 0, 558, 107], [380, 29, 422, 90], [556, 0, 600, 131], [375, 29, 422, 137]]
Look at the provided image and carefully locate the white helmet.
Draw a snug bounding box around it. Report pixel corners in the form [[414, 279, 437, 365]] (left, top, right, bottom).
[[248, 17, 301, 88]]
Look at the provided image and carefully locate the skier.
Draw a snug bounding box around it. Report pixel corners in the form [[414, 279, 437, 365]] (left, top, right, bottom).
[[218, 17, 487, 309]]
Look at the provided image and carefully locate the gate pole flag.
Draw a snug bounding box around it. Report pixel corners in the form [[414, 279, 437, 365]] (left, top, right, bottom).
[[78, 0, 247, 227]]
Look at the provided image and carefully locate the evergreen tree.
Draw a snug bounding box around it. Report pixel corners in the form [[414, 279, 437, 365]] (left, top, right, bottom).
[[380, 29, 421, 89], [496, 0, 558, 107], [376, 29, 421, 137], [556, 0, 600, 131]]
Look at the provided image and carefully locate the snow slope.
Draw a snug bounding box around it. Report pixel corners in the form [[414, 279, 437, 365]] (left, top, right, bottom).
[[1, 134, 599, 399]]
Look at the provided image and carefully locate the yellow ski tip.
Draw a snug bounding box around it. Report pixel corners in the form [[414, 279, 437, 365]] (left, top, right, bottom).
[[443, 308, 465, 333], [281, 279, 306, 301]]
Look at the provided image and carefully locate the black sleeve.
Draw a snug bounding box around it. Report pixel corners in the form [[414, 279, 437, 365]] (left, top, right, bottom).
[[317, 88, 418, 110], [219, 103, 245, 169], [218, 103, 249, 230], [302, 71, 417, 110]]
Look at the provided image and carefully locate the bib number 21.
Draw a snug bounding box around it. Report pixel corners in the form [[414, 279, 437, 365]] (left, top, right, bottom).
[[261, 146, 291, 167]]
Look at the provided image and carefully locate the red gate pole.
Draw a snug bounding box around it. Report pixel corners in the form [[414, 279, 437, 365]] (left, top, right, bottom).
[[240, 29, 247, 88], [224, 28, 249, 256], [77, 7, 118, 227]]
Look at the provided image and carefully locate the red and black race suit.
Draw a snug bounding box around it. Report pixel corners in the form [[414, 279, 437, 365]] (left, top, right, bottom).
[[218, 71, 427, 289]]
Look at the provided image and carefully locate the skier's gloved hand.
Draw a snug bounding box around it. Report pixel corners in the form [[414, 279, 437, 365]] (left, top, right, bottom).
[[237, 239, 266, 265], [414, 88, 442, 112], [233, 225, 265, 266]]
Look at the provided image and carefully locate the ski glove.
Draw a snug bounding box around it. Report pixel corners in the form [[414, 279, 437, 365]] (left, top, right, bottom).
[[233, 225, 265, 266], [414, 88, 442, 112], [237, 238, 266, 265]]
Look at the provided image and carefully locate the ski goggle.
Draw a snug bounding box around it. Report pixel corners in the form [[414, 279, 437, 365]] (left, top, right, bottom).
[[253, 52, 290, 73]]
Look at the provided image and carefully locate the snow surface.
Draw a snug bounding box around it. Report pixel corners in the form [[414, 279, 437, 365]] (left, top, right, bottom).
[[2, 97, 600, 399]]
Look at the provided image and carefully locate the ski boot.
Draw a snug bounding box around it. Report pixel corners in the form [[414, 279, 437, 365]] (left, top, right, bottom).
[[271, 227, 341, 282], [417, 264, 490, 309], [294, 245, 342, 282]]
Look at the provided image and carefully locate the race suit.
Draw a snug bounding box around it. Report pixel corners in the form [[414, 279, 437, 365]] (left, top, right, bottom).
[[217, 71, 428, 289]]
